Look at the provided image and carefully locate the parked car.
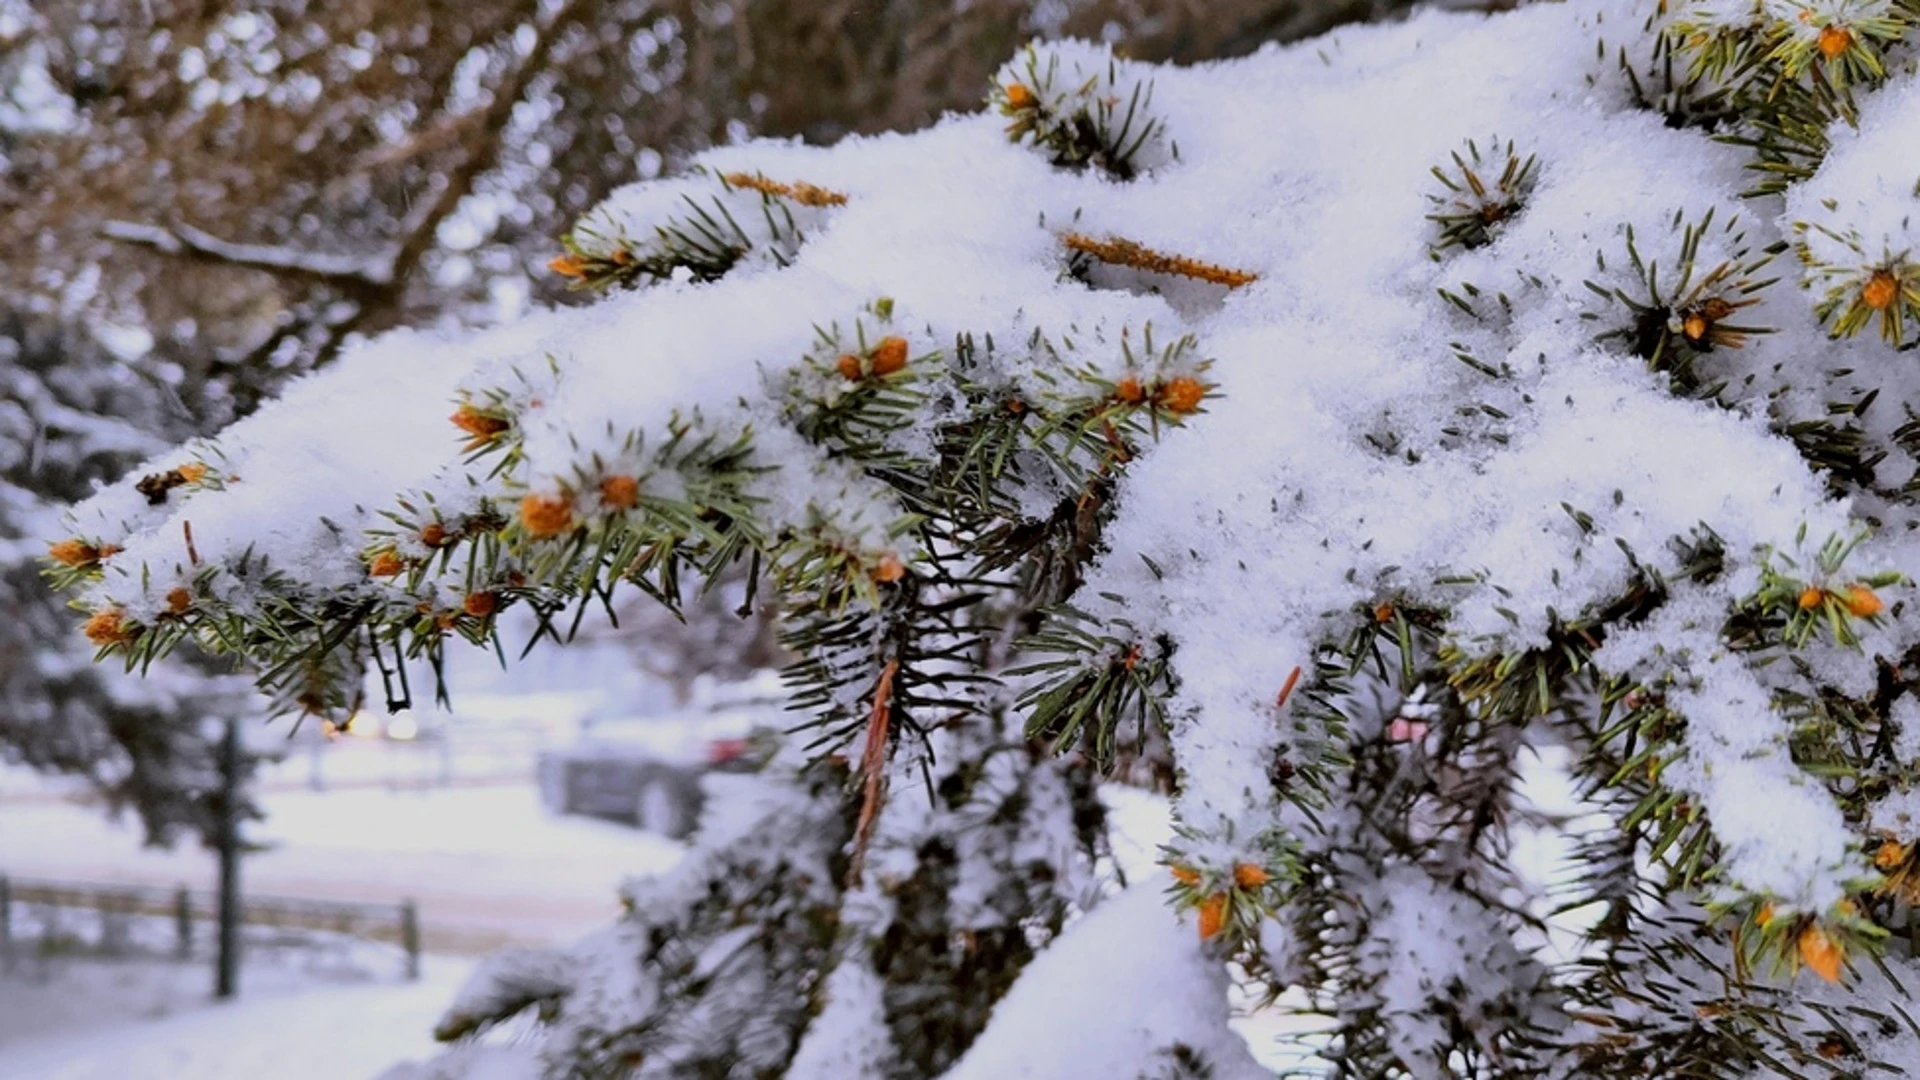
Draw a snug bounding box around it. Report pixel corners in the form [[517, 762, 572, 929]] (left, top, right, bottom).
[[536, 674, 784, 839]]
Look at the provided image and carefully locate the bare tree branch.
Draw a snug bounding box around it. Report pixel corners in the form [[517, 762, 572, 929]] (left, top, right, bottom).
[[98, 0, 587, 340], [99, 219, 393, 292], [384, 0, 590, 293]]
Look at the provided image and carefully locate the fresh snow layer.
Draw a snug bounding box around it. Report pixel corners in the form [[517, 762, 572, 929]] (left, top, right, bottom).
[[63, 0, 1920, 941], [940, 887, 1269, 1080], [0, 956, 470, 1080]]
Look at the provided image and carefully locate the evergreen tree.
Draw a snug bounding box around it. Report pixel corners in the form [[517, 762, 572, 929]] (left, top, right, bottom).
[[45, 4, 1920, 1076], [1, 0, 1434, 847], [2, 313, 256, 844]]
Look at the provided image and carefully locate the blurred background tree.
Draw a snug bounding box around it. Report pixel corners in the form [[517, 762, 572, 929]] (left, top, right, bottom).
[[0, 0, 1467, 845]]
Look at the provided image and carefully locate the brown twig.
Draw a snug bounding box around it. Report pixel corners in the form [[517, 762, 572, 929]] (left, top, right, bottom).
[[847, 658, 900, 888], [183, 521, 200, 567], [719, 172, 850, 207], [1275, 665, 1302, 710], [1061, 232, 1258, 288]]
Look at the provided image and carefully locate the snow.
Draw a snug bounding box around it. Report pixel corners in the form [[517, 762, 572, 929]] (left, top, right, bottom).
[[0, 760, 678, 1078], [1, 769, 681, 952], [0, 956, 470, 1080], [42, 0, 1920, 1072], [783, 960, 898, 1080], [941, 887, 1268, 1080]]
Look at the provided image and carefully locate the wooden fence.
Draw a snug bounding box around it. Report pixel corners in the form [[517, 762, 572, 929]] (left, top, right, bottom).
[[0, 873, 420, 979]]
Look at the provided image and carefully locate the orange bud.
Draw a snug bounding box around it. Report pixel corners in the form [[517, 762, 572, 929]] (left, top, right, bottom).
[[1170, 864, 1201, 886], [176, 462, 208, 485], [1798, 924, 1844, 983], [1233, 863, 1270, 889], [1373, 602, 1395, 624], [1842, 583, 1883, 618], [610, 247, 635, 267], [868, 336, 910, 377], [1817, 24, 1853, 59], [1875, 839, 1910, 870], [419, 522, 450, 549], [1756, 901, 1776, 927], [1681, 312, 1709, 342], [1113, 376, 1147, 405], [84, 609, 132, 646], [1157, 375, 1207, 415], [590, 474, 637, 511], [1003, 83, 1036, 110], [1863, 269, 1900, 311], [836, 353, 864, 381], [1798, 586, 1825, 610], [873, 553, 906, 583], [48, 539, 102, 568], [548, 254, 587, 278], [1196, 893, 1228, 941], [368, 549, 406, 577], [166, 587, 192, 615], [451, 405, 510, 444], [463, 591, 497, 619], [519, 493, 573, 539]]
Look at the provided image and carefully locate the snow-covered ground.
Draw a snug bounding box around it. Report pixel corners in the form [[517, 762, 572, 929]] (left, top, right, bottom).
[[0, 754, 677, 1077], [1, 760, 682, 953], [0, 953, 472, 1080]]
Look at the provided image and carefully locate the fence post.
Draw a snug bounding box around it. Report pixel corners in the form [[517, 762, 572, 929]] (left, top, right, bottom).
[[175, 887, 193, 960], [400, 899, 420, 981], [1, 874, 11, 973], [100, 891, 130, 956]]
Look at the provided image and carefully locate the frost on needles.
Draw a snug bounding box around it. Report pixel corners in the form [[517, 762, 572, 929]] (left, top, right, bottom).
[[44, 2, 1920, 1076]]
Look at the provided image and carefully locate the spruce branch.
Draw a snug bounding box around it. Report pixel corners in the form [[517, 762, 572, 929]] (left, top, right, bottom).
[[992, 44, 1167, 180], [1060, 232, 1258, 288], [1584, 208, 1778, 396], [1425, 136, 1537, 254], [1011, 605, 1172, 768], [549, 169, 827, 291]]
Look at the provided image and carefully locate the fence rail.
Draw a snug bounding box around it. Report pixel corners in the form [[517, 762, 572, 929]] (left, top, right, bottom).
[[0, 873, 419, 979]]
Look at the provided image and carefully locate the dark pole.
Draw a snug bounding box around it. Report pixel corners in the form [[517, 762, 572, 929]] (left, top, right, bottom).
[[400, 900, 420, 981], [215, 717, 242, 999], [1, 874, 11, 973], [174, 886, 193, 961]]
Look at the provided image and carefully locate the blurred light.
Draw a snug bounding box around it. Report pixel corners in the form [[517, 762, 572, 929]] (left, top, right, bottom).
[[386, 715, 419, 741]]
